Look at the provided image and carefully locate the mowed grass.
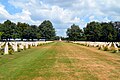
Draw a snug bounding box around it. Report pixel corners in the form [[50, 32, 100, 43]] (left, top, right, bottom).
[[0, 42, 120, 80], [0, 42, 57, 80]]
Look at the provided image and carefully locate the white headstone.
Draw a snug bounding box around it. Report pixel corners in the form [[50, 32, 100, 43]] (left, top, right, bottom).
[[14, 42, 18, 51], [4, 42, 9, 54], [113, 43, 118, 49], [25, 42, 28, 49], [19, 44, 24, 50], [35, 42, 38, 47], [108, 42, 112, 50]]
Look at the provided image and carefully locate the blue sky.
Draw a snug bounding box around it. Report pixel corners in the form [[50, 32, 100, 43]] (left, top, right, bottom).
[[0, 0, 120, 37], [0, 0, 22, 15]]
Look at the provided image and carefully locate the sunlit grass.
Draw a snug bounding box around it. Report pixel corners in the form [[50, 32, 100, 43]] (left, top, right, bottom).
[[0, 42, 120, 80]]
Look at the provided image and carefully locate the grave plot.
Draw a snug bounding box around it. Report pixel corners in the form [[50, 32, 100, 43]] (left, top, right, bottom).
[[73, 41, 120, 53], [0, 42, 120, 80], [0, 41, 53, 55]]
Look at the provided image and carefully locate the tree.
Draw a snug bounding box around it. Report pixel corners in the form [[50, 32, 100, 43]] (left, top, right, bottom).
[[112, 21, 120, 41], [84, 21, 102, 41], [30, 25, 38, 40], [17, 22, 30, 40], [83, 21, 118, 42], [0, 20, 56, 41], [36, 33, 41, 40], [101, 22, 117, 41], [38, 20, 56, 40], [0, 20, 18, 40], [66, 24, 83, 41], [0, 32, 4, 40]]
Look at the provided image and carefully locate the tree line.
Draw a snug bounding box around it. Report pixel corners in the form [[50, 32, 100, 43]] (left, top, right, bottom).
[[0, 20, 56, 41], [67, 21, 120, 42], [0, 20, 120, 42]]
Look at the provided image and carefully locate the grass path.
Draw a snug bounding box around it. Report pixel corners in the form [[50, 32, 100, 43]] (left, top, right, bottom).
[[0, 42, 120, 80]]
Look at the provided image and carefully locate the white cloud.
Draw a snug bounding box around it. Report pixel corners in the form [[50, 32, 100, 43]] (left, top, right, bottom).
[[9, 0, 80, 24], [0, 2, 41, 25], [11, 0, 79, 24], [0, 4, 11, 20], [89, 16, 95, 21]]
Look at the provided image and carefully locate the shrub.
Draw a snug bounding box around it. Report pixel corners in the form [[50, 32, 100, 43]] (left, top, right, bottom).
[[8, 43, 14, 55], [0, 48, 4, 55], [98, 47, 101, 50], [18, 48, 21, 52], [0, 43, 5, 55], [9, 48, 14, 55], [32, 44, 35, 47], [119, 48, 120, 51], [24, 46, 26, 50], [112, 50, 118, 53], [103, 46, 109, 51], [38, 44, 40, 46], [96, 45, 99, 47], [39, 44, 43, 46], [80, 44, 85, 46], [87, 45, 89, 47], [28, 45, 31, 49]]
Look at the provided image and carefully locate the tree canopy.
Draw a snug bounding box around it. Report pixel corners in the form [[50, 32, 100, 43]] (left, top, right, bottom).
[[38, 20, 56, 40], [0, 20, 56, 41], [67, 21, 120, 42], [66, 24, 83, 41], [0, 19, 120, 42], [84, 21, 102, 41]]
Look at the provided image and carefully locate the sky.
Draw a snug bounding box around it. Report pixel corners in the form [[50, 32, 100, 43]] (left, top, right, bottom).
[[0, 0, 120, 37]]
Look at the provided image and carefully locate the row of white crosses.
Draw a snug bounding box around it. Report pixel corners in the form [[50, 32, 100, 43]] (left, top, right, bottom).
[[73, 41, 120, 52], [0, 41, 53, 55]]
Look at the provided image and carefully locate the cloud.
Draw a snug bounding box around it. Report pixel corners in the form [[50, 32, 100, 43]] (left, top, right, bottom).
[[0, 2, 41, 25], [0, 4, 11, 20], [9, 0, 80, 24]]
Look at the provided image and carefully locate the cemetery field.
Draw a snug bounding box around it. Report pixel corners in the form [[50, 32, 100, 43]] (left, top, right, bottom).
[[0, 42, 120, 80]]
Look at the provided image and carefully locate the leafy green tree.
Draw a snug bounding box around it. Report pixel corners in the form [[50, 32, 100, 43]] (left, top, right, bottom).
[[38, 20, 56, 40], [0, 32, 4, 40], [0, 20, 56, 41], [108, 33, 113, 41], [101, 22, 117, 41], [83, 21, 118, 42], [0, 20, 17, 40], [24, 25, 38, 40], [36, 33, 41, 40], [66, 24, 83, 41], [17, 22, 30, 40], [112, 21, 120, 41], [84, 21, 102, 41]]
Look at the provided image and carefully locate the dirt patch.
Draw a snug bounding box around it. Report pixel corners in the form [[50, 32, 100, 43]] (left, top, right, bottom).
[[55, 43, 120, 80], [53, 62, 72, 72], [34, 42, 120, 80]]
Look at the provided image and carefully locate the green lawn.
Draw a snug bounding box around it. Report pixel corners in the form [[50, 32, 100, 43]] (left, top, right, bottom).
[[0, 42, 120, 80]]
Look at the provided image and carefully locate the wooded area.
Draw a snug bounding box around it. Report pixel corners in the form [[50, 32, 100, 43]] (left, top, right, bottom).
[[67, 21, 120, 41], [0, 20, 56, 41], [0, 20, 120, 42]]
